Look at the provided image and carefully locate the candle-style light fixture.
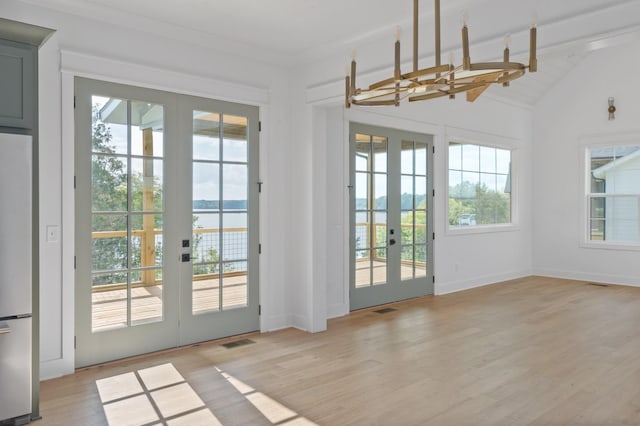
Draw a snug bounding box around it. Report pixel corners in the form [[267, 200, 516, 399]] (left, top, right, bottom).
[[345, 0, 538, 107], [608, 97, 616, 120]]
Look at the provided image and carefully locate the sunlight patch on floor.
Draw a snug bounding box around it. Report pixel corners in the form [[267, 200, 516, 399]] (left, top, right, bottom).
[[96, 362, 316, 425], [216, 366, 318, 425], [96, 363, 221, 426]]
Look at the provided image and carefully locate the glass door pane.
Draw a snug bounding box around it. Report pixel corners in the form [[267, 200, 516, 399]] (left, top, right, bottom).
[[354, 133, 388, 288], [400, 140, 428, 281], [192, 111, 249, 314], [90, 96, 165, 332]]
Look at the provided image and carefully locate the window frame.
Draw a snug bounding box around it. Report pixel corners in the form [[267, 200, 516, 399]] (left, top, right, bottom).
[[581, 134, 640, 251], [445, 127, 520, 235]]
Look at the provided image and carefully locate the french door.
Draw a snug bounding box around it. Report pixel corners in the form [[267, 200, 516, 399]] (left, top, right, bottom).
[[75, 78, 259, 367], [350, 123, 433, 310]]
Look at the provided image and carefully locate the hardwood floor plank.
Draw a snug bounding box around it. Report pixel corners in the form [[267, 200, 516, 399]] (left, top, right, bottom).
[[37, 277, 640, 425]]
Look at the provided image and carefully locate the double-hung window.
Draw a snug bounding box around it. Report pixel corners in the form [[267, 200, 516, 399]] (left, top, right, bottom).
[[586, 144, 640, 245]]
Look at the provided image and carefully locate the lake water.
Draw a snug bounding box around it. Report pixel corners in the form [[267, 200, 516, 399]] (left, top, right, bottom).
[[192, 209, 248, 261]]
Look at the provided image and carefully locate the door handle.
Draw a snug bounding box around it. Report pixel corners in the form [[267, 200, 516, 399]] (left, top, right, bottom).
[[389, 238, 396, 245], [0, 322, 10, 335]]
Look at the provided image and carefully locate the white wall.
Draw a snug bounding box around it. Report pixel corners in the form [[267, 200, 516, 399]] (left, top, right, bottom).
[[0, 0, 294, 379], [533, 40, 640, 285]]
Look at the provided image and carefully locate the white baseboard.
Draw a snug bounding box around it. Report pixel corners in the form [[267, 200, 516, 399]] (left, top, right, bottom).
[[435, 270, 532, 295], [532, 268, 640, 287], [40, 358, 74, 381], [327, 302, 349, 320], [260, 313, 291, 333]]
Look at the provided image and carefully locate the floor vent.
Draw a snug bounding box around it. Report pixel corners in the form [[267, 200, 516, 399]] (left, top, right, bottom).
[[588, 282, 609, 287], [374, 307, 397, 314], [221, 338, 256, 349]]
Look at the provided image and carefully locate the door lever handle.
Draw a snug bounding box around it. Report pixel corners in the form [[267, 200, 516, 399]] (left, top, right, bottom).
[[0, 323, 10, 335], [389, 238, 396, 245]]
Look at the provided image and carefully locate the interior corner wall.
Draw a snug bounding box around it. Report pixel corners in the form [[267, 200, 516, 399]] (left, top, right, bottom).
[[532, 41, 640, 286]]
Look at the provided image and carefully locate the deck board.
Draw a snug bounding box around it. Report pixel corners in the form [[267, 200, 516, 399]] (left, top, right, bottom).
[[91, 275, 248, 331]]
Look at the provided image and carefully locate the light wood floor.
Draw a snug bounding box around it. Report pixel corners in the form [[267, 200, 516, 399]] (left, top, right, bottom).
[[38, 276, 640, 425]]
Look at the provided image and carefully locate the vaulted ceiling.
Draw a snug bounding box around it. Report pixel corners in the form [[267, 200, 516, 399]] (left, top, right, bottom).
[[20, 0, 640, 105]]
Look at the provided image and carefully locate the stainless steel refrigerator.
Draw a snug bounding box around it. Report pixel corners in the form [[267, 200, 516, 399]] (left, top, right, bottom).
[[0, 133, 33, 423]]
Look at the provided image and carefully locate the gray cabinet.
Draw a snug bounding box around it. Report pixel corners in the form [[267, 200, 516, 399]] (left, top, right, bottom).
[[0, 41, 36, 130]]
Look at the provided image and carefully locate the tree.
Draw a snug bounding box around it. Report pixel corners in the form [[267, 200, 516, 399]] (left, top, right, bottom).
[[91, 107, 128, 283], [448, 182, 510, 225]]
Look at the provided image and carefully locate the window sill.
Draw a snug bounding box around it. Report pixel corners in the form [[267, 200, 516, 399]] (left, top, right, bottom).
[[446, 223, 520, 236], [580, 241, 640, 252]]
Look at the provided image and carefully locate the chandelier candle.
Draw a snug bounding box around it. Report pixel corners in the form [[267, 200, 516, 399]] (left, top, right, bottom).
[[503, 35, 511, 87], [462, 13, 470, 70], [529, 18, 537, 72]]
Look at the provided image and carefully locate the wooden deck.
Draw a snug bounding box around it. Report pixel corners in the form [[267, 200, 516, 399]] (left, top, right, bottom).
[[355, 259, 426, 287], [92, 275, 248, 331], [92, 261, 426, 331]]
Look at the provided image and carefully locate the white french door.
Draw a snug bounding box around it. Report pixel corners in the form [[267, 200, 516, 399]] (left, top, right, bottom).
[[350, 122, 433, 310], [74, 78, 259, 367]]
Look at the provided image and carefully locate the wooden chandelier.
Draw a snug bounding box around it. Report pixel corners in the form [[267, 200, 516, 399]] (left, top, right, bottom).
[[345, 0, 537, 107]]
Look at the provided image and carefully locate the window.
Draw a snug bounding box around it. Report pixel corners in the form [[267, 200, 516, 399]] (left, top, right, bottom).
[[587, 144, 640, 244], [448, 142, 511, 228]]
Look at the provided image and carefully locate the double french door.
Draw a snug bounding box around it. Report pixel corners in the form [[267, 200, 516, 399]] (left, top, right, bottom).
[[74, 78, 259, 367], [350, 123, 433, 310]]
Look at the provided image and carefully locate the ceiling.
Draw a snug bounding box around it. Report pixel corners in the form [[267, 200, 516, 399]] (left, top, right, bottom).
[[20, 0, 640, 105]]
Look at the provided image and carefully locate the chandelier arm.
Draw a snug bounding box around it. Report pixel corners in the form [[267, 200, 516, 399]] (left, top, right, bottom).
[[408, 91, 449, 102], [367, 63, 451, 91], [353, 86, 408, 102], [369, 77, 397, 91], [469, 62, 526, 71], [409, 78, 439, 87], [445, 81, 488, 95], [497, 69, 525, 84], [353, 99, 398, 106], [403, 64, 451, 80]]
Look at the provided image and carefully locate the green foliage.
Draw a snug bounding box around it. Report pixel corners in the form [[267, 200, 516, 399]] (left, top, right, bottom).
[[400, 198, 428, 264], [192, 243, 220, 275], [448, 182, 510, 225], [91, 108, 127, 281]]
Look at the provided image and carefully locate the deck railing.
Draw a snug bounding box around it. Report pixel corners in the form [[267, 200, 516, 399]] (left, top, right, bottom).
[[91, 227, 247, 290], [355, 222, 428, 265], [92, 223, 427, 291]]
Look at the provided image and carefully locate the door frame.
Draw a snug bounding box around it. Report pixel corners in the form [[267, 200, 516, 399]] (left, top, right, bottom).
[[349, 122, 434, 311], [176, 94, 260, 346], [74, 77, 260, 367]]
